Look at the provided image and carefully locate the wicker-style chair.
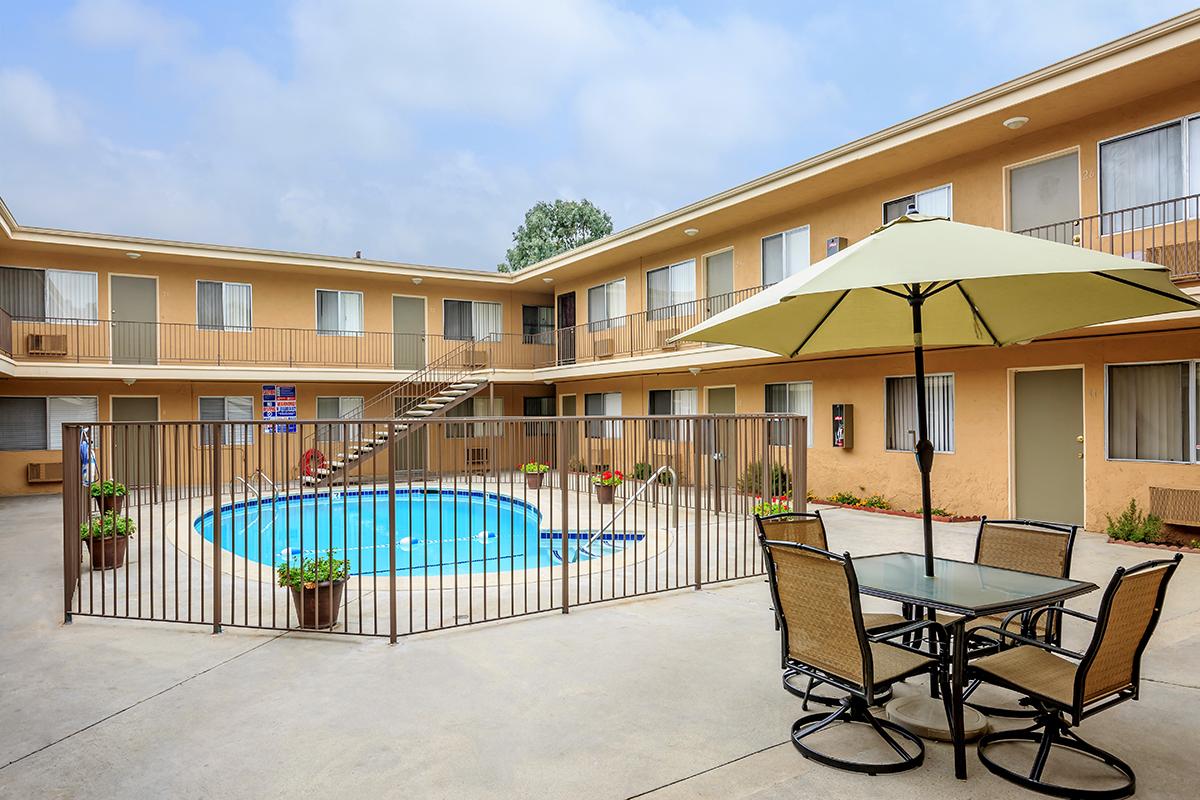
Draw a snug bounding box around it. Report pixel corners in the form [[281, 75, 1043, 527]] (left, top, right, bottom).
[[969, 554, 1182, 799], [756, 512, 908, 708], [762, 539, 951, 775]]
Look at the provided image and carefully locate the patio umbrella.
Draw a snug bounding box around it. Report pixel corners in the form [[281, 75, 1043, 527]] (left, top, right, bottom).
[[674, 214, 1198, 576]]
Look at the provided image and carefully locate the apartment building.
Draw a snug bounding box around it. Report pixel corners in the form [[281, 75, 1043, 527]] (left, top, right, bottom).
[[3, 12, 1199, 529]]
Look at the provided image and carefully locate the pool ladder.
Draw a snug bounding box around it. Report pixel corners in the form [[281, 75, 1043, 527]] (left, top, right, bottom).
[[580, 465, 677, 557], [232, 470, 280, 538]]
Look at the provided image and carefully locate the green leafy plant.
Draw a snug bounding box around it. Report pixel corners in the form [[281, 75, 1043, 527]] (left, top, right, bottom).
[[79, 511, 135, 539], [592, 469, 625, 487], [921, 507, 951, 517], [753, 495, 791, 516], [1189, 540, 1200, 550], [89, 480, 128, 498], [736, 462, 791, 497], [829, 491, 861, 506], [1105, 499, 1163, 544], [518, 462, 549, 474], [276, 551, 351, 589], [632, 462, 653, 480], [858, 494, 891, 510], [498, 199, 614, 272]]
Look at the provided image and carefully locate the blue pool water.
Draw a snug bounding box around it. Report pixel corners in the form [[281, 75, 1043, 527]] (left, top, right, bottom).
[[195, 489, 639, 576]]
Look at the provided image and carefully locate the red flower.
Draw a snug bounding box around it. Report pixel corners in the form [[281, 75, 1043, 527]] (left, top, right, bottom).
[[614, 470, 624, 479], [602, 470, 613, 480]]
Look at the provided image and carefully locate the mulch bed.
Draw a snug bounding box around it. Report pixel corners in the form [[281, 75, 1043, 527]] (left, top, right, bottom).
[[1105, 538, 1200, 554], [815, 502, 980, 524]]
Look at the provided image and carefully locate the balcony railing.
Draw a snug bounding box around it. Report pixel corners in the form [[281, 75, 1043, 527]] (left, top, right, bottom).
[[1015, 192, 1200, 281]]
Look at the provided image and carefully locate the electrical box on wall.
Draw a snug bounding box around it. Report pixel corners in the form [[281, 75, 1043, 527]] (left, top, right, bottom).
[[826, 236, 849, 257], [833, 403, 853, 449]]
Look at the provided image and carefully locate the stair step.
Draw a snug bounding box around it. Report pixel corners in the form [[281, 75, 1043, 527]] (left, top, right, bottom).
[[430, 396, 456, 403], [450, 383, 479, 390], [336, 452, 360, 461], [329, 460, 345, 469], [442, 389, 467, 396], [410, 410, 434, 416], [301, 475, 317, 485], [417, 402, 444, 410]]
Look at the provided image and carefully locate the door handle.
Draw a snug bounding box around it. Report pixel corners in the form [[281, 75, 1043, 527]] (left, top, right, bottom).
[[1077, 452, 1084, 459], [1075, 435, 1084, 443]]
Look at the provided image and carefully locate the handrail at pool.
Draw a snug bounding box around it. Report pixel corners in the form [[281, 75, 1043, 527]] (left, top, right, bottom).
[[582, 465, 678, 556]]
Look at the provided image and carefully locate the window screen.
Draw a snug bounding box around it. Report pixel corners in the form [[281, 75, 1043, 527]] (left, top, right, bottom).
[[48, 396, 99, 450], [1100, 122, 1183, 230], [765, 382, 813, 446], [199, 396, 255, 445], [0, 267, 46, 319], [885, 375, 955, 452], [1107, 362, 1190, 462], [46, 270, 98, 320], [647, 260, 695, 319], [584, 392, 621, 438], [317, 290, 363, 335], [0, 397, 49, 450], [761, 227, 809, 286]]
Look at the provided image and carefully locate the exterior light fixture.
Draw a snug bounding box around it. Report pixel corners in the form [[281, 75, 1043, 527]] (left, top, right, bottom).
[[683, 228, 699, 237], [126, 252, 141, 259], [411, 277, 423, 285], [1003, 116, 1029, 130], [688, 367, 702, 375], [542, 277, 554, 283]]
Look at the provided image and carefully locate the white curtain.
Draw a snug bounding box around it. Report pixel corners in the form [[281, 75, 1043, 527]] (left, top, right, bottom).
[[46, 270, 98, 320], [223, 283, 252, 331], [1101, 122, 1182, 231], [766, 381, 813, 446], [886, 375, 954, 452], [784, 227, 810, 276], [340, 291, 363, 333], [588, 280, 625, 330], [916, 186, 952, 219], [762, 228, 809, 286], [762, 233, 784, 286], [48, 396, 98, 450], [471, 301, 502, 342], [1108, 363, 1188, 461]]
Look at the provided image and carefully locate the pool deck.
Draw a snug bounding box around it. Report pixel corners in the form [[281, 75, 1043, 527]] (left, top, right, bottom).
[[2, 493, 1198, 799]]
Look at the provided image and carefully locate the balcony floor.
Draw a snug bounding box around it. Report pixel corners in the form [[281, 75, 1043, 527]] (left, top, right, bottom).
[[2, 493, 1197, 799]]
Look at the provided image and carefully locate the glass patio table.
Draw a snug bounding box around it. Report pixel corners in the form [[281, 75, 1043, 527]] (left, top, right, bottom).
[[852, 551, 1097, 780]]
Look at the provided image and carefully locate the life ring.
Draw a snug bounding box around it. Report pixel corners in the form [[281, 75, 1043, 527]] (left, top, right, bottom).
[[301, 448, 327, 476]]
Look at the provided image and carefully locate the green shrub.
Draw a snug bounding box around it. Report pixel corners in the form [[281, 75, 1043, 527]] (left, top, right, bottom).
[[1105, 499, 1163, 543], [277, 551, 351, 589], [829, 491, 861, 506], [80, 511, 135, 539], [859, 494, 891, 510], [89, 480, 128, 498], [632, 462, 652, 480], [753, 495, 791, 517], [518, 462, 549, 474], [737, 462, 791, 497], [920, 507, 951, 518]]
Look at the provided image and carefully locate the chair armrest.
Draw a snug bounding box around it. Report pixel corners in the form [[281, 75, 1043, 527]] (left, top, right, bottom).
[[1025, 605, 1097, 631], [870, 619, 946, 648], [971, 624, 1085, 660]]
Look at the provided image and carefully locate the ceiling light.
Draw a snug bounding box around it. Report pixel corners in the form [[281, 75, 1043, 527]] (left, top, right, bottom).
[[125, 252, 141, 259], [1003, 116, 1029, 130], [683, 228, 699, 237], [542, 277, 554, 283], [411, 277, 423, 285], [688, 367, 701, 375]]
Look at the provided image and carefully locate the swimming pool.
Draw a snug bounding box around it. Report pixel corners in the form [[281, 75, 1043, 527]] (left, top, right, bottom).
[[194, 488, 639, 576]]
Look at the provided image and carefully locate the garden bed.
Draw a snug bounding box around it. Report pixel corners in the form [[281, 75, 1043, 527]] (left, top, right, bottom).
[[1105, 537, 1200, 555], [817, 502, 979, 524]]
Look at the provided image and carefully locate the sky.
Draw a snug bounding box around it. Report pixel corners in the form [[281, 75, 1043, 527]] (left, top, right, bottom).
[[0, 0, 1194, 270]]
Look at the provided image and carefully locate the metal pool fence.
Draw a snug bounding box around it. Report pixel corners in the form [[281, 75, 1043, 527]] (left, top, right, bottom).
[[61, 414, 806, 642]]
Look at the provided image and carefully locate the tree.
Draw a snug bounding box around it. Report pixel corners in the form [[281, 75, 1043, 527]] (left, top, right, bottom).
[[498, 199, 614, 272]]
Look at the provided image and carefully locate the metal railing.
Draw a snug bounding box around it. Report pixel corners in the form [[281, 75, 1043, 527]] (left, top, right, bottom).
[[1015, 192, 1200, 281], [61, 413, 807, 641]]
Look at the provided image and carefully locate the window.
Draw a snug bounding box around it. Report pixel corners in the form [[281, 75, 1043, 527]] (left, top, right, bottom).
[[649, 388, 698, 440], [587, 279, 625, 331], [1107, 362, 1198, 462], [522, 305, 554, 344], [765, 382, 814, 447], [316, 396, 364, 443], [0, 396, 98, 451], [584, 392, 621, 438], [197, 281, 252, 331], [647, 260, 696, 320], [199, 396, 255, 445], [883, 184, 953, 225], [316, 289, 363, 336], [761, 226, 809, 286], [885, 375, 955, 453], [0, 267, 97, 321], [1099, 116, 1200, 231], [445, 397, 504, 439], [523, 396, 555, 436], [444, 299, 502, 342]]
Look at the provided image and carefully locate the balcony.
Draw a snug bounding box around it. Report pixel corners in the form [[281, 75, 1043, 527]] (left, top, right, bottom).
[[1015, 192, 1200, 282]]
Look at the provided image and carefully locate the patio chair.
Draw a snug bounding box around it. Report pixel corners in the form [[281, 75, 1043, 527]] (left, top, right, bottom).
[[761, 539, 952, 775], [969, 554, 1181, 799], [941, 517, 1078, 717], [756, 512, 908, 708]]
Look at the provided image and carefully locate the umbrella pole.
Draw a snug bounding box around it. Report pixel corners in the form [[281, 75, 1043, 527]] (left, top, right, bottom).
[[910, 291, 936, 578]]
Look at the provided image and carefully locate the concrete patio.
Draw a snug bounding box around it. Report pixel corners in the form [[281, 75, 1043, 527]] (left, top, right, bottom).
[[2, 493, 1196, 799]]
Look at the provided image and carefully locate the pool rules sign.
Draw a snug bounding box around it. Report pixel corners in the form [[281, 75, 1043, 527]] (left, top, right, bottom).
[[262, 384, 297, 433]]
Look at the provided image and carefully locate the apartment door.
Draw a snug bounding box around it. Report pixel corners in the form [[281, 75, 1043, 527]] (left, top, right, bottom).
[[1009, 152, 1080, 242], [705, 387, 737, 509], [1014, 369, 1084, 525], [111, 276, 158, 365], [556, 292, 576, 365], [704, 250, 735, 316], [392, 296, 426, 370], [111, 397, 159, 489]]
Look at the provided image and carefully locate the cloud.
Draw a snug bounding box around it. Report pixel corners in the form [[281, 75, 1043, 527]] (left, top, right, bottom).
[[67, 0, 193, 58], [0, 69, 84, 146]]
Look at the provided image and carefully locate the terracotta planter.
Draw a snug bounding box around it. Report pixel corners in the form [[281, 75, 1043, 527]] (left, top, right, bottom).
[[84, 535, 128, 570], [289, 580, 346, 630], [525, 472, 545, 490], [595, 483, 616, 504], [96, 494, 124, 514]]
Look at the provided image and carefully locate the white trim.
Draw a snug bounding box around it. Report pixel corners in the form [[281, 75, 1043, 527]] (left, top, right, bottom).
[[1101, 357, 1199, 464]]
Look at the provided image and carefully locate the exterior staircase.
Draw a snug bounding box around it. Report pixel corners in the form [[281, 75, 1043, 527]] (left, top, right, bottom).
[[299, 339, 489, 486]]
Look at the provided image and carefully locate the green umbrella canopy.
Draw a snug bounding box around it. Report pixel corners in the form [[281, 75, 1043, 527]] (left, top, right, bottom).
[[674, 215, 1198, 356]]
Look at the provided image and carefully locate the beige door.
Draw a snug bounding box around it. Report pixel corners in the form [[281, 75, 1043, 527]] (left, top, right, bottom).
[[1014, 369, 1084, 525], [705, 387, 736, 508], [392, 296, 425, 370], [111, 397, 159, 489], [111, 276, 157, 365], [1009, 153, 1079, 242], [704, 250, 735, 315]]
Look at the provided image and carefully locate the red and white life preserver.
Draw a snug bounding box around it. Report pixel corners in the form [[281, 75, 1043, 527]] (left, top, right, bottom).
[[301, 448, 327, 477]]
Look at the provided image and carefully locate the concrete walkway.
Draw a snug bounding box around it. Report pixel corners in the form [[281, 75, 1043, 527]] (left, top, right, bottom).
[[2, 494, 1196, 799]]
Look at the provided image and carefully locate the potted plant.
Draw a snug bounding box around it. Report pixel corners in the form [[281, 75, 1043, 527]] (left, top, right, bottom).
[[79, 511, 134, 570], [276, 551, 351, 630], [89, 480, 128, 514], [519, 461, 550, 489], [592, 469, 624, 505], [753, 495, 791, 517]]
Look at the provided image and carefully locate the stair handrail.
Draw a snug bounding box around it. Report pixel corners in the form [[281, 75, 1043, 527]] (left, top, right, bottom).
[[581, 465, 677, 555]]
